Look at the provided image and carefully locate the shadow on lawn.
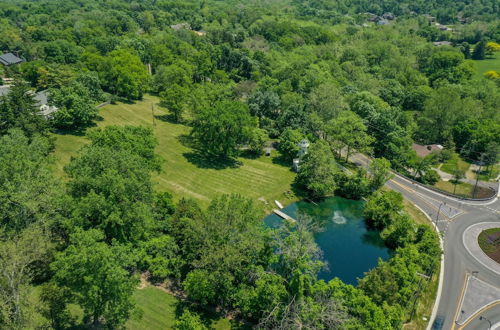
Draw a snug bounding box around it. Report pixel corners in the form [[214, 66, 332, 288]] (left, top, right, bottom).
[[155, 113, 179, 124], [53, 120, 99, 137], [183, 152, 241, 170]]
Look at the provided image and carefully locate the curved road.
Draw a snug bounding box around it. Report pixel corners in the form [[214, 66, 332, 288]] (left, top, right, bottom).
[[350, 154, 500, 330]]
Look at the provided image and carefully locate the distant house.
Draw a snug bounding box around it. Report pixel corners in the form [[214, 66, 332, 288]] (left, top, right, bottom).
[[0, 85, 10, 97], [0, 52, 24, 66], [382, 12, 395, 20], [0, 85, 58, 117], [433, 41, 453, 46], [412, 143, 444, 158], [170, 22, 191, 31], [170, 23, 206, 36], [435, 23, 453, 31], [33, 90, 58, 117]]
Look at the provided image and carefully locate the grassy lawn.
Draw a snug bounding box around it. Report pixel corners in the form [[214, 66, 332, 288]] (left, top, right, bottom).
[[439, 155, 470, 176], [126, 287, 178, 330], [478, 228, 500, 255], [52, 95, 297, 209], [473, 52, 500, 79], [478, 164, 500, 181], [434, 180, 473, 197], [127, 287, 237, 330]]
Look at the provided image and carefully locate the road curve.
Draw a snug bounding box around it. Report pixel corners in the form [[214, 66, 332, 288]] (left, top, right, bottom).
[[350, 153, 500, 330]]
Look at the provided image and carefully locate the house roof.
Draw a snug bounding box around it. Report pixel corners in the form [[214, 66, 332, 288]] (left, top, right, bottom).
[[33, 90, 49, 106], [0, 53, 23, 66], [412, 143, 443, 158], [0, 86, 11, 97], [433, 41, 453, 46]]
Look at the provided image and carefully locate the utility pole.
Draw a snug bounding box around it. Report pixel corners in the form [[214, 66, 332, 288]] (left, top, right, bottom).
[[151, 103, 156, 127], [472, 154, 484, 199]]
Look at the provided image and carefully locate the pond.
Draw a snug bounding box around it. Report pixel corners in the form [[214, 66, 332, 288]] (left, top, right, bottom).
[[264, 196, 391, 286]]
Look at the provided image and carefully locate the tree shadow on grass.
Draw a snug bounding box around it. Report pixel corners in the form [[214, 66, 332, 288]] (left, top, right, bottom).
[[154, 113, 179, 124], [271, 154, 292, 167], [183, 152, 241, 170], [290, 181, 310, 201], [177, 134, 196, 148], [52, 120, 99, 137], [239, 149, 261, 160]]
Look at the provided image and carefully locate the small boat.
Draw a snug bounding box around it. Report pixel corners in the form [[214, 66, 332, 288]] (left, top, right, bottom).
[[274, 200, 284, 209]]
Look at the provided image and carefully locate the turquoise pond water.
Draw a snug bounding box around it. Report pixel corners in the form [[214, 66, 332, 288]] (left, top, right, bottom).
[[264, 197, 391, 286]]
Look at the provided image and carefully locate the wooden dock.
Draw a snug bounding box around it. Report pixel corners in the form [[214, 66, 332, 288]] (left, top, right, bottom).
[[273, 209, 296, 222]]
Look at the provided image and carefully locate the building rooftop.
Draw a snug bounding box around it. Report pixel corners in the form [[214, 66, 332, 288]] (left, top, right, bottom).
[[412, 143, 444, 158], [0, 52, 23, 66]]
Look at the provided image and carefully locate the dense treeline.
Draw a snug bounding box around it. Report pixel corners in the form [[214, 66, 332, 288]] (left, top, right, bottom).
[[0, 126, 440, 329], [0, 0, 498, 165], [0, 0, 495, 328]]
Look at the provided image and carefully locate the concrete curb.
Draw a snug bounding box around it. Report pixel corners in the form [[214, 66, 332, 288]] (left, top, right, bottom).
[[462, 222, 500, 276], [412, 203, 445, 330], [395, 173, 498, 206]]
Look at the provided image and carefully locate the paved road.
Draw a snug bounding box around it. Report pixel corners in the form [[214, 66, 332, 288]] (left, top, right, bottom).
[[350, 154, 500, 330]]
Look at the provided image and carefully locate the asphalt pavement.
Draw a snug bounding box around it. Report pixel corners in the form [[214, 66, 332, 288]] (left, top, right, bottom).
[[349, 153, 500, 330]]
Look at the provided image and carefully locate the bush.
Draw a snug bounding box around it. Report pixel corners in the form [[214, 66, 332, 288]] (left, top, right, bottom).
[[421, 169, 440, 185]]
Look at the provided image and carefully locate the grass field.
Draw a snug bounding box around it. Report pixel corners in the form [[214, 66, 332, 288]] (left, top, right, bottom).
[[126, 287, 233, 330], [434, 180, 473, 197], [52, 95, 297, 209], [473, 52, 500, 79], [439, 156, 470, 176], [478, 228, 500, 264]]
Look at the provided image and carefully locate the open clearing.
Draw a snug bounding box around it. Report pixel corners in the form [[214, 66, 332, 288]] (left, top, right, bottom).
[[52, 95, 296, 209], [473, 52, 500, 79], [126, 287, 234, 330]]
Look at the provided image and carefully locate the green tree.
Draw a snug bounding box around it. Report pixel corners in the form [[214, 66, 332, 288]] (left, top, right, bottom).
[[380, 214, 417, 249], [334, 169, 370, 200], [472, 40, 486, 60], [278, 128, 304, 161], [174, 310, 207, 330], [153, 61, 194, 93], [234, 268, 288, 320], [0, 226, 50, 329], [451, 167, 466, 194], [273, 214, 324, 297], [327, 111, 373, 162], [87, 125, 161, 171], [50, 82, 99, 128], [307, 83, 349, 123], [296, 140, 338, 198], [186, 195, 270, 307], [248, 127, 268, 155], [65, 128, 157, 243], [140, 235, 181, 282], [51, 229, 137, 328], [0, 130, 64, 234], [364, 190, 404, 229], [39, 283, 74, 329], [368, 158, 393, 192], [248, 90, 281, 120], [106, 49, 149, 100], [160, 84, 189, 122], [0, 81, 48, 137], [191, 101, 256, 159]]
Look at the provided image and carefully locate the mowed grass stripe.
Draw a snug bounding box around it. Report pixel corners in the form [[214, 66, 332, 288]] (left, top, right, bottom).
[[52, 95, 296, 207]]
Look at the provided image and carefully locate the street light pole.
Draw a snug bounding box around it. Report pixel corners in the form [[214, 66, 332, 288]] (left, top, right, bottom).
[[479, 315, 492, 330]]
